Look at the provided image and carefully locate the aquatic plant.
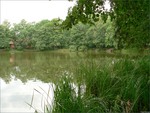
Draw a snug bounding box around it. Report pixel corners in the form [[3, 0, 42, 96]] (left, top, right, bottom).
[[30, 56, 150, 113]]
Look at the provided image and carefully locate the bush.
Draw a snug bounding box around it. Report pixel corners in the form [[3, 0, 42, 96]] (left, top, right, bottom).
[[69, 45, 78, 52], [78, 45, 88, 52], [16, 45, 24, 51]]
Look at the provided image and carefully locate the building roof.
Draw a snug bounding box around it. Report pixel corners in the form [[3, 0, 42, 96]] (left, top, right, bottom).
[[9, 41, 14, 45]]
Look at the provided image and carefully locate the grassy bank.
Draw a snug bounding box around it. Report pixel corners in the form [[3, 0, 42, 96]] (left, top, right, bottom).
[[31, 56, 150, 113]]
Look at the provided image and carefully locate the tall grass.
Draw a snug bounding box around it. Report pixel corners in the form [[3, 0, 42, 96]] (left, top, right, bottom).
[[33, 56, 150, 113], [52, 75, 85, 113]]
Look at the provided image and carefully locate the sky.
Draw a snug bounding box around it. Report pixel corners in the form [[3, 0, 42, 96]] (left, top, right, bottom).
[[0, 1, 76, 24], [0, 0, 110, 25]]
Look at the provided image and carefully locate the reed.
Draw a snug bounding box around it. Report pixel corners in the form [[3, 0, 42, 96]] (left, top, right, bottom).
[[32, 56, 150, 113]]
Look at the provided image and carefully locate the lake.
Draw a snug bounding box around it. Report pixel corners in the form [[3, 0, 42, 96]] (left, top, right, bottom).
[[0, 50, 138, 112]]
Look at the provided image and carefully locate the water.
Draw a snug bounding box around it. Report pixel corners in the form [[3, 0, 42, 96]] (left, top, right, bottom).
[[1, 78, 54, 112], [0, 50, 133, 112]]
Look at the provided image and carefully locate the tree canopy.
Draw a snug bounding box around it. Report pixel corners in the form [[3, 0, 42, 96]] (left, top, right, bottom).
[[0, 18, 114, 51], [63, 0, 150, 49]]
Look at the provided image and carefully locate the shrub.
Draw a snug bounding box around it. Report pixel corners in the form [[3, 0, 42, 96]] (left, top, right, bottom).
[[69, 45, 78, 52], [78, 45, 88, 52]]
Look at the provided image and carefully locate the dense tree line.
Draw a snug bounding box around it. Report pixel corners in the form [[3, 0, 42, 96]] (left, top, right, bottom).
[[0, 18, 115, 51]]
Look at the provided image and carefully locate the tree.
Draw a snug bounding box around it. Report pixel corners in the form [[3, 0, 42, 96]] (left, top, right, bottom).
[[0, 20, 12, 49], [33, 18, 63, 50], [69, 23, 89, 47], [104, 19, 115, 48], [85, 18, 115, 49], [64, 0, 150, 49], [12, 19, 35, 49]]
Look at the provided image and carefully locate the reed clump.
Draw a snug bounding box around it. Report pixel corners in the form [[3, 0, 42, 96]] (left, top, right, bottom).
[[52, 56, 150, 113], [33, 56, 150, 113]]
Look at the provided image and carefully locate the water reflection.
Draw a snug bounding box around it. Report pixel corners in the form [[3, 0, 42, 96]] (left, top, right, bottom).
[[0, 51, 139, 112], [0, 51, 83, 112], [1, 78, 54, 112], [0, 51, 124, 84], [9, 53, 15, 64]]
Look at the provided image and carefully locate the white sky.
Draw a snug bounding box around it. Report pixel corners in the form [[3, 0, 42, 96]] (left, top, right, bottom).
[[0, 0, 110, 25], [1, 1, 76, 24]]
